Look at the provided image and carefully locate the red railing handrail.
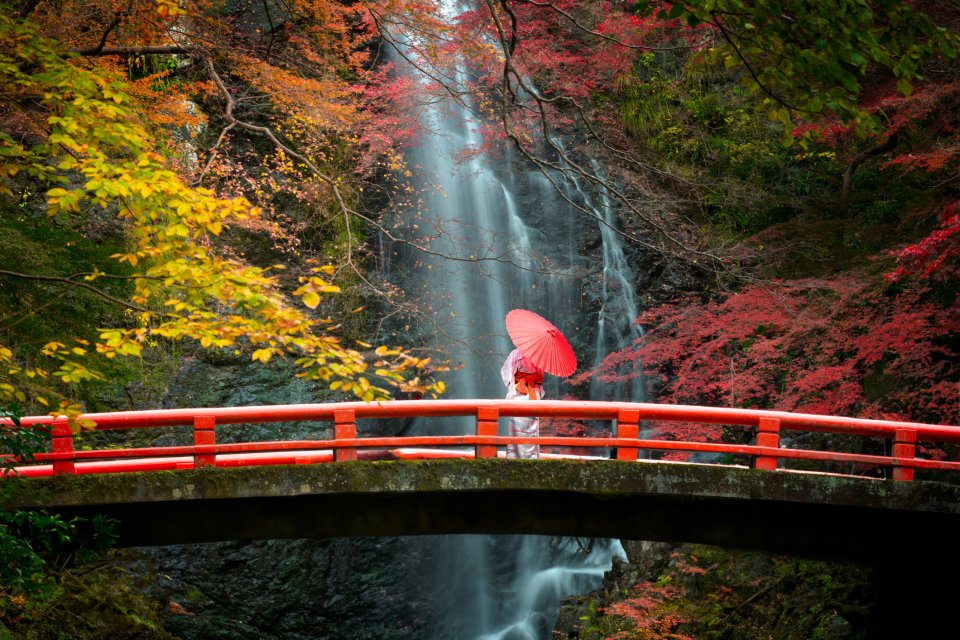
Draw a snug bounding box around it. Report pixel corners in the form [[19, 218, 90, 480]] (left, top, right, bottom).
[[6, 400, 958, 439], [3, 400, 959, 481]]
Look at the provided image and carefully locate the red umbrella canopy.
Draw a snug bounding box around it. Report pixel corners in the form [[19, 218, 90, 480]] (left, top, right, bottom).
[[505, 309, 577, 377]]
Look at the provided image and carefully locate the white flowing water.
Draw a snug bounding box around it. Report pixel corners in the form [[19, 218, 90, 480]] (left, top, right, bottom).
[[378, 4, 651, 638], [565, 162, 645, 404]]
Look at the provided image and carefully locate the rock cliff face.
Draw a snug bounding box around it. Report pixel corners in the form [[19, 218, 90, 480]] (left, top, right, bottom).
[[126, 537, 440, 640]]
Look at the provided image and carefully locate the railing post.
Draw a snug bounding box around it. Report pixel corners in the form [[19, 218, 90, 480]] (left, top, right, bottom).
[[476, 407, 499, 459], [616, 409, 640, 461], [51, 416, 75, 476], [892, 428, 917, 482], [335, 409, 357, 461], [754, 417, 780, 471], [194, 416, 216, 468]]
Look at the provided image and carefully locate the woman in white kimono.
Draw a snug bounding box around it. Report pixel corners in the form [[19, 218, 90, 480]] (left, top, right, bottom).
[[500, 348, 545, 459]]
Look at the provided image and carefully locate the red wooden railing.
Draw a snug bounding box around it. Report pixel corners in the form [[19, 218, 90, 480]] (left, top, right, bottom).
[[3, 400, 960, 482]]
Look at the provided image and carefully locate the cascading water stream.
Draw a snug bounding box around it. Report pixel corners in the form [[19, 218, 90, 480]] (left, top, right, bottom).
[[378, 4, 654, 638], [386, 57, 614, 640], [563, 162, 645, 404]]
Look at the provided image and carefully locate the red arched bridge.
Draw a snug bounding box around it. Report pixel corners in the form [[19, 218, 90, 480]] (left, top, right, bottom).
[[4, 400, 960, 561]]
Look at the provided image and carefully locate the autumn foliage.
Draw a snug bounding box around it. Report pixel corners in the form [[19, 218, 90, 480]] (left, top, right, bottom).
[[603, 580, 692, 640], [576, 268, 959, 456], [547, 2, 960, 465], [0, 0, 437, 418], [889, 199, 960, 281]]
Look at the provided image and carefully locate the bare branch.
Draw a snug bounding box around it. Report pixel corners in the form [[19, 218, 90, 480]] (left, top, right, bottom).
[[192, 121, 236, 186], [13, 0, 41, 18], [0, 270, 173, 318], [68, 45, 190, 56]]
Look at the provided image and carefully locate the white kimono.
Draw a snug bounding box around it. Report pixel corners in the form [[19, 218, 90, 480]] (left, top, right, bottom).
[[500, 348, 544, 459]]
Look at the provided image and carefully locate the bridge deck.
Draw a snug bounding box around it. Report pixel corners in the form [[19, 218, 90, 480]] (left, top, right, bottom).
[[8, 459, 960, 562]]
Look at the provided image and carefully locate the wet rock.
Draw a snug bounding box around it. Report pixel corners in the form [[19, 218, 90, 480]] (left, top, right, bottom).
[[128, 537, 440, 640], [822, 615, 855, 640]]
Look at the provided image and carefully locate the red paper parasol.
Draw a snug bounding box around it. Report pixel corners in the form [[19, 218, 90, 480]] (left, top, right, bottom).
[[505, 309, 577, 377]]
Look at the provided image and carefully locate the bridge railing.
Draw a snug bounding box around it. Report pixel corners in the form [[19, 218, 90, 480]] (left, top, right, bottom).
[[3, 400, 960, 481]]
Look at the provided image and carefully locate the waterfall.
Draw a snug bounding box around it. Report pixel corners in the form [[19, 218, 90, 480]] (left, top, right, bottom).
[[563, 164, 645, 404], [376, 4, 655, 638]]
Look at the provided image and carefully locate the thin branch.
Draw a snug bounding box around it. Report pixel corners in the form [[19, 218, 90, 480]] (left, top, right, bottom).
[[0, 298, 57, 332], [205, 59, 344, 200], [0, 270, 172, 318], [69, 45, 190, 56], [721, 574, 789, 620], [368, 8, 478, 110], [707, 10, 807, 115], [14, 0, 41, 18], [192, 121, 236, 185], [354, 208, 567, 275]]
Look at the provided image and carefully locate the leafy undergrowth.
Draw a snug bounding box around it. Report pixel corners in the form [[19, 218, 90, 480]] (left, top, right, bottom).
[[558, 542, 877, 640], [1, 557, 177, 640]]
